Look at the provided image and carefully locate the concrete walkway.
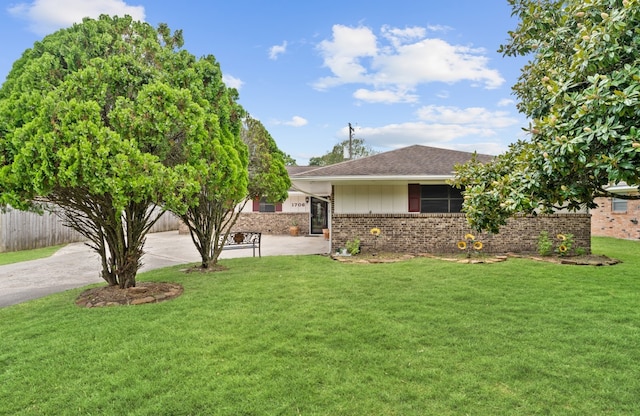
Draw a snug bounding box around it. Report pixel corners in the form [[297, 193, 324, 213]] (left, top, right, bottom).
[[0, 231, 330, 308]]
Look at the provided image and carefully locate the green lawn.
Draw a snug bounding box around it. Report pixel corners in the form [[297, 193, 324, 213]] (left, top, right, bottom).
[[1, 237, 639, 415], [0, 245, 64, 266]]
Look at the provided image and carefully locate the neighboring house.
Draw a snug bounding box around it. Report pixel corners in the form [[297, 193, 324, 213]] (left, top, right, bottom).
[[591, 183, 640, 240], [234, 144, 592, 254]]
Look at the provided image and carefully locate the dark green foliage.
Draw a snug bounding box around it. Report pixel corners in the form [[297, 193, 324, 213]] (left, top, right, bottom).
[[178, 115, 290, 268], [0, 15, 247, 287], [455, 0, 640, 232]]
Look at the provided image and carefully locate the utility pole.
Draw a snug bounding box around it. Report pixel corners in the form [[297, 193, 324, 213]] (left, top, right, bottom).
[[348, 123, 354, 160]]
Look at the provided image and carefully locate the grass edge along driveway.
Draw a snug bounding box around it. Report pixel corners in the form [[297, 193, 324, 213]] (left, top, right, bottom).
[[1, 237, 638, 415]]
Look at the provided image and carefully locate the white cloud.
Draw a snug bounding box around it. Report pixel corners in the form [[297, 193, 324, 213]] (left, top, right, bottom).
[[356, 122, 494, 145], [313, 24, 504, 93], [374, 39, 503, 88], [340, 105, 520, 155], [313, 25, 378, 89], [273, 116, 308, 127], [222, 74, 244, 90], [346, 122, 506, 155], [426, 24, 453, 33], [497, 98, 515, 107], [8, 0, 145, 35], [353, 88, 419, 104], [381, 25, 426, 48], [416, 105, 519, 129], [269, 41, 287, 60]]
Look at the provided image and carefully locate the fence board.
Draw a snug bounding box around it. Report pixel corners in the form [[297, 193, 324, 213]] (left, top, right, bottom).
[[0, 206, 180, 253]]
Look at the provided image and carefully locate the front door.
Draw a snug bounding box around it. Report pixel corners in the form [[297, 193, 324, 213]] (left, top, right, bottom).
[[310, 197, 328, 234]]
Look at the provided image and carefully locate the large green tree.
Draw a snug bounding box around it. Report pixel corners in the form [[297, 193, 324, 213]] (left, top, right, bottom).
[[179, 115, 290, 268], [309, 138, 376, 166], [454, 0, 640, 233], [0, 15, 246, 287]]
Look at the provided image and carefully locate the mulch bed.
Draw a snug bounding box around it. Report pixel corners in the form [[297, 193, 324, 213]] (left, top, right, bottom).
[[76, 282, 183, 308], [332, 252, 621, 266], [507, 253, 621, 266], [75, 264, 233, 308]]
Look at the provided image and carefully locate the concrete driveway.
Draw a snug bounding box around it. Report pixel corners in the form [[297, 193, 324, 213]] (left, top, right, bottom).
[[0, 231, 330, 308]]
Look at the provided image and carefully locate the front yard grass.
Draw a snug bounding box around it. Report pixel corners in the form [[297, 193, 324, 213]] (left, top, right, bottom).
[[0, 237, 638, 415], [0, 244, 64, 266]]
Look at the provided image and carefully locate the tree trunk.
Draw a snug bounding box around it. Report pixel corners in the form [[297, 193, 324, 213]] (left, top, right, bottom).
[[181, 196, 244, 269], [49, 192, 160, 288]]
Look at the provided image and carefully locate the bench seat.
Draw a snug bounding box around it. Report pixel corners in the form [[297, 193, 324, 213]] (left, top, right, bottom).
[[220, 231, 261, 257]]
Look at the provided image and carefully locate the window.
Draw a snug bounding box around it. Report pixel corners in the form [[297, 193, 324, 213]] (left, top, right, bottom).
[[253, 197, 282, 213], [408, 184, 464, 213], [612, 197, 627, 213]]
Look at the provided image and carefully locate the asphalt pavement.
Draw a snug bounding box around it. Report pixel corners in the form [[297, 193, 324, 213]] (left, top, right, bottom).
[[0, 231, 330, 308]]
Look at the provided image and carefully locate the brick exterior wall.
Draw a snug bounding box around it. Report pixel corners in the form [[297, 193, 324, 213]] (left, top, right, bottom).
[[331, 213, 591, 254], [179, 212, 311, 236], [233, 212, 310, 235], [591, 197, 640, 240]]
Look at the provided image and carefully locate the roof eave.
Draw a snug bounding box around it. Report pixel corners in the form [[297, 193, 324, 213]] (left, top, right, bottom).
[[292, 174, 454, 182]]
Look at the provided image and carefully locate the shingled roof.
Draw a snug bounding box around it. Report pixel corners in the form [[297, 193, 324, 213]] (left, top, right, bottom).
[[285, 166, 318, 176], [291, 145, 494, 178]]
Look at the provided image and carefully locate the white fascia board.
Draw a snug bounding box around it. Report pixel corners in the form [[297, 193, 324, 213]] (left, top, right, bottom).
[[292, 175, 454, 183]]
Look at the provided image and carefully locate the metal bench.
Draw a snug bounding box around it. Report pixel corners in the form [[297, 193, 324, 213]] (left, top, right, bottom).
[[221, 231, 261, 257]]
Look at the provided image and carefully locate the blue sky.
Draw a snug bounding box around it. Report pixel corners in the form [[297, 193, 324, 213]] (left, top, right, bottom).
[[1, 0, 530, 164]]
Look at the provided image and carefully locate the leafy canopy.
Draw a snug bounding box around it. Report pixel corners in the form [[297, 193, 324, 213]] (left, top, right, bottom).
[[178, 115, 290, 269], [0, 15, 247, 287], [454, 0, 640, 233]]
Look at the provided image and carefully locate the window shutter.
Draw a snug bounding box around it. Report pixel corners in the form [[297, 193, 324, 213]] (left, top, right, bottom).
[[408, 184, 420, 212], [276, 203, 283, 212], [253, 198, 260, 212]]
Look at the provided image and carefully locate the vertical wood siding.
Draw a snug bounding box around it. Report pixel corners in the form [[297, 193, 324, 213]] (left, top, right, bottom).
[[0, 206, 180, 253]]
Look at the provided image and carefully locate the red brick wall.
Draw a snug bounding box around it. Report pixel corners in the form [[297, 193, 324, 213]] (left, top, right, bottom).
[[591, 197, 640, 240], [331, 213, 591, 254]]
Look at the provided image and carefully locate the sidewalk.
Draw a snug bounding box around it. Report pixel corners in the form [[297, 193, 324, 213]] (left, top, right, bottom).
[[0, 231, 330, 308]]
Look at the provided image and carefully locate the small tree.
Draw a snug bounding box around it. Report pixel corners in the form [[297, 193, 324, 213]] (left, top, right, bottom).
[[280, 151, 297, 166], [455, 0, 640, 233], [0, 16, 245, 287], [179, 115, 290, 268], [309, 138, 376, 166]]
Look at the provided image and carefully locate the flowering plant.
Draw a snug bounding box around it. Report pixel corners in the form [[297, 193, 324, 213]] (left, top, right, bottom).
[[457, 233, 483, 258], [370, 227, 381, 251], [537, 231, 575, 257], [555, 233, 573, 256]]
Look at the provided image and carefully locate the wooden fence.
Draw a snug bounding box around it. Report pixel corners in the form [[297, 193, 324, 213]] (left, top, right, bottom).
[[0, 206, 181, 253]]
